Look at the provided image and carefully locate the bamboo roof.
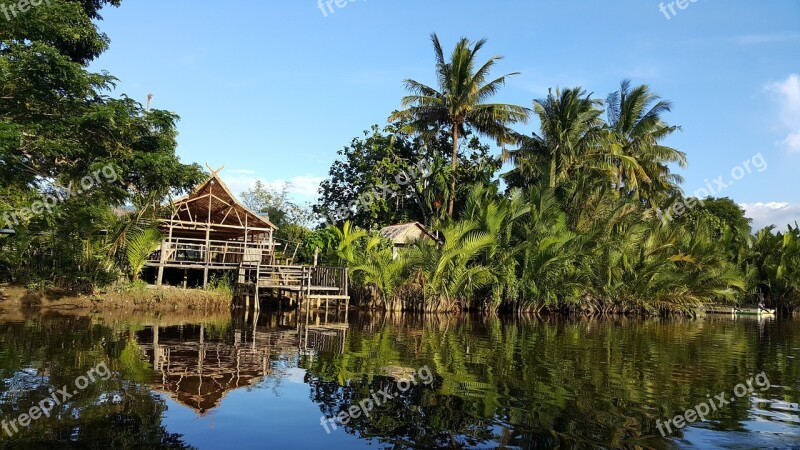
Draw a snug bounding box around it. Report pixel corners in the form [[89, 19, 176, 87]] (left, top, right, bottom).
[[164, 173, 277, 237]]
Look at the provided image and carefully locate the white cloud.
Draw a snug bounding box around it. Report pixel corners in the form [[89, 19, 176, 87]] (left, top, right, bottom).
[[734, 32, 800, 45], [222, 172, 324, 203], [281, 175, 326, 198], [741, 202, 800, 231], [765, 74, 800, 152], [781, 131, 800, 151]]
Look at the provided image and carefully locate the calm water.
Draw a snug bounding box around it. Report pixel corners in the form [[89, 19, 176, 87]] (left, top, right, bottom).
[[0, 307, 798, 449]]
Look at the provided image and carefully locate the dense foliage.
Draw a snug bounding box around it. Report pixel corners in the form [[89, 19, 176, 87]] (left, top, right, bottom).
[[0, 0, 203, 290], [0, 4, 796, 314], [306, 37, 799, 315]]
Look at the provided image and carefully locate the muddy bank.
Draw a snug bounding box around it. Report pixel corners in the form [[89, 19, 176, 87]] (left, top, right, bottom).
[[0, 284, 232, 313]]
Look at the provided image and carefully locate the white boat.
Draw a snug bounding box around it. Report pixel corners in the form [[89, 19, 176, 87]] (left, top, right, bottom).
[[734, 306, 776, 316]]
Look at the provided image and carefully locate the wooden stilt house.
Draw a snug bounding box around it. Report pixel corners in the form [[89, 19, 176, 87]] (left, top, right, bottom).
[[149, 173, 278, 288], [146, 172, 349, 310]]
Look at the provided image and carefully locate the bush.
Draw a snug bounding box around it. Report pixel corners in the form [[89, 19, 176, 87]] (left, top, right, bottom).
[[206, 274, 234, 298]]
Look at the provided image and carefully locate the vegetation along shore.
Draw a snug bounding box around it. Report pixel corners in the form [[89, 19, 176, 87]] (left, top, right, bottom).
[[1, 5, 798, 317]]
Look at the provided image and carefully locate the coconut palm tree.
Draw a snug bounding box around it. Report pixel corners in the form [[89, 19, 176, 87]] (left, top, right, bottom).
[[504, 87, 649, 217], [504, 87, 606, 190], [605, 80, 686, 204], [389, 33, 529, 217]]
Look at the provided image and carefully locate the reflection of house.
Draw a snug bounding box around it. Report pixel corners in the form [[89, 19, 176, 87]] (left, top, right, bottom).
[[138, 324, 279, 413], [379, 222, 438, 258], [136, 312, 347, 415]]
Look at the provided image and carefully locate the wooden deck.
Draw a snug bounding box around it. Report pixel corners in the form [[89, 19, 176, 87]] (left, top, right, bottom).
[[236, 264, 350, 313], [239, 265, 348, 298], [145, 238, 350, 308]]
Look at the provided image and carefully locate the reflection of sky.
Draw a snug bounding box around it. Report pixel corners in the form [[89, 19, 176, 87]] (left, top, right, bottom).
[[681, 410, 800, 449], [160, 368, 374, 450], [1, 368, 51, 401]]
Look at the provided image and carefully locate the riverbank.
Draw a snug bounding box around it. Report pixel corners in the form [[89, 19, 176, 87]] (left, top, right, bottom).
[[0, 283, 232, 312]]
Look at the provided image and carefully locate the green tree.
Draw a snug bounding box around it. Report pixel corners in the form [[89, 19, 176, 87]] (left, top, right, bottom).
[[0, 0, 203, 289], [605, 80, 686, 204], [315, 124, 499, 229], [389, 33, 529, 217]]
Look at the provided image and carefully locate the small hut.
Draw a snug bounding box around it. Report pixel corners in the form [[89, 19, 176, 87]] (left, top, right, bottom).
[[379, 221, 437, 258]]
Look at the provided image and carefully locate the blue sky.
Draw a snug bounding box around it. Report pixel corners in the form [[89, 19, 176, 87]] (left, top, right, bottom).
[[91, 0, 800, 230]]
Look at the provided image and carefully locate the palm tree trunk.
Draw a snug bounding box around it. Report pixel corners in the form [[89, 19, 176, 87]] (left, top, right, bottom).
[[448, 125, 459, 217]]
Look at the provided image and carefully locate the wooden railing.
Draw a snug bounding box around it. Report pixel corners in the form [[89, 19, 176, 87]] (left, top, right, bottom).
[[238, 265, 349, 298], [310, 266, 349, 298], [148, 237, 276, 267], [253, 265, 308, 288]]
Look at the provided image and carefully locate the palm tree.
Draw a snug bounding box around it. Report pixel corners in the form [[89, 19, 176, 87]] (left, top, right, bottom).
[[350, 236, 408, 311], [461, 184, 530, 309], [517, 185, 587, 311], [605, 80, 686, 204], [405, 220, 495, 311], [389, 33, 529, 217], [504, 87, 606, 190], [125, 227, 163, 281], [329, 221, 368, 265]]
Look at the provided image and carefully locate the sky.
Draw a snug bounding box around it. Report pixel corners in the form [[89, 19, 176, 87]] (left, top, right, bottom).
[[90, 0, 800, 230]]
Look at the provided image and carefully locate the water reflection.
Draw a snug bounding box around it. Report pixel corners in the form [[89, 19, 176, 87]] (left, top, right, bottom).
[[136, 310, 348, 415], [0, 309, 197, 449], [0, 307, 797, 449]]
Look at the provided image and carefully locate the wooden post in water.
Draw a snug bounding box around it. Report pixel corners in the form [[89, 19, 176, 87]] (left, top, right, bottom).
[[254, 264, 261, 311], [344, 268, 349, 323], [252, 308, 260, 345], [153, 325, 160, 371]]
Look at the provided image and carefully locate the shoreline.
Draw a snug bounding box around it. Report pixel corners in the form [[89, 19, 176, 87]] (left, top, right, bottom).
[[0, 284, 232, 313], [2, 283, 795, 318]]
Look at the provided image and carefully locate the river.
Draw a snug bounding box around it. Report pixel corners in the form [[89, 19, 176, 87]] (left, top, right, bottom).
[[0, 307, 797, 449]]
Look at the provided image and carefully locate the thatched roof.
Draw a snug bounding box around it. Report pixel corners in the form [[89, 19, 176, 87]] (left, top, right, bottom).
[[379, 222, 437, 245], [163, 173, 277, 238]]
